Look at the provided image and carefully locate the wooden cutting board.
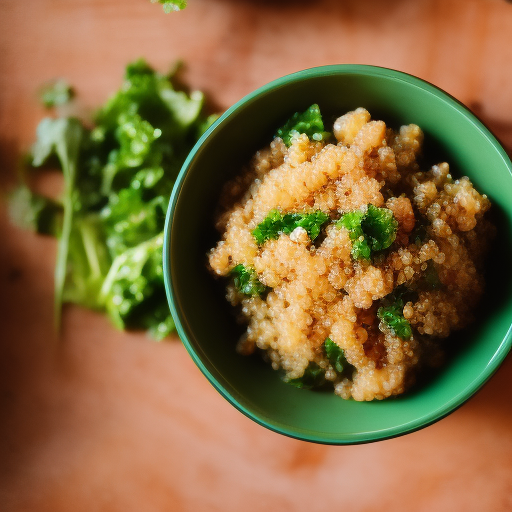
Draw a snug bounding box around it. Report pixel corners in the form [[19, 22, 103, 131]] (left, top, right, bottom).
[[1, 1, 512, 511]]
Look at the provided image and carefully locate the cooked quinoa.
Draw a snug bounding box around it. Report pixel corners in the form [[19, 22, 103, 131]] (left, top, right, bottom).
[[207, 107, 493, 401]]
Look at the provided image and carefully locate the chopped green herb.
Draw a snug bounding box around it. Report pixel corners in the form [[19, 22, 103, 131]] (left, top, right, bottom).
[[324, 337, 349, 374], [10, 59, 211, 339], [361, 204, 398, 252], [252, 209, 329, 245], [286, 363, 325, 389], [99, 233, 170, 338], [230, 264, 267, 296], [377, 286, 414, 340], [336, 205, 398, 260], [276, 104, 329, 147], [377, 305, 412, 340], [152, 0, 187, 12], [39, 79, 74, 108], [31, 117, 85, 326], [336, 210, 365, 232]]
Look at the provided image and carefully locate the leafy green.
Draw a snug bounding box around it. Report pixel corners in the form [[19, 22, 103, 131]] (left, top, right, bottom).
[[336, 210, 371, 260], [11, 59, 211, 339], [39, 79, 74, 108], [276, 104, 329, 147], [377, 286, 413, 340], [361, 204, 398, 252], [100, 233, 169, 336], [285, 339, 356, 390], [8, 186, 62, 236], [377, 305, 412, 340], [286, 363, 325, 389], [152, 0, 187, 12], [252, 209, 329, 245], [31, 117, 85, 326], [230, 264, 267, 296], [336, 205, 398, 260], [324, 338, 350, 374], [62, 214, 111, 309]]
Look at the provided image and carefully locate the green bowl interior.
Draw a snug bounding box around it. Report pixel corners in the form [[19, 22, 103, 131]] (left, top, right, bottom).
[[164, 66, 512, 444]]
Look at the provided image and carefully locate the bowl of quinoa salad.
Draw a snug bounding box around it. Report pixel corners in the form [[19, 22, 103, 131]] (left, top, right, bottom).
[[164, 66, 512, 443]]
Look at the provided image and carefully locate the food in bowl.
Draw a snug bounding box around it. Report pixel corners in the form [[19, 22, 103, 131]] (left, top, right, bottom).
[[207, 105, 493, 401]]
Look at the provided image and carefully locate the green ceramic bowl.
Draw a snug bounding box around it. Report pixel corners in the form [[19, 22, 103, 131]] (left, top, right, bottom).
[[163, 65, 512, 444]]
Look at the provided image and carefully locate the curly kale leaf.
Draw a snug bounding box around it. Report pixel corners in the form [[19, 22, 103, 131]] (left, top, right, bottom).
[[286, 363, 325, 390], [252, 209, 329, 245], [284, 338, 356, 390], [336, 205, 398, 260], [99, 233, 172, 338], [361, 204, 398, 251], [336, 210, 371, 260], [377, 305, 412, 340], [324, 338, 351, 374], [378, 286, 414, 340], [276, 104, 329, 147], [230, 264, 267, 296]]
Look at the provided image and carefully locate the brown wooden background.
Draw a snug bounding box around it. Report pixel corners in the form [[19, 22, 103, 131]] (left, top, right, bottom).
[[1, 1, 512, 510]]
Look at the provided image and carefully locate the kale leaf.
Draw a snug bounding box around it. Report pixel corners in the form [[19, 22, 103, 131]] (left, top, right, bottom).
[[361, 204, 398, 252], [377, 286, 413, 340], [230, 264, 267, 296], [377, 305, 412, 340], [286, 363, 325, 389], [252, 209, 329, 245], [39, 79, 74, 108], [336, 205, 398, 260], [276, 104, 329, 147], [324, 337, 350, 374]]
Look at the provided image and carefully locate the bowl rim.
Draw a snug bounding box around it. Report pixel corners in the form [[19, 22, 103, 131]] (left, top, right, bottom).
[[163, 64, 512, 444]]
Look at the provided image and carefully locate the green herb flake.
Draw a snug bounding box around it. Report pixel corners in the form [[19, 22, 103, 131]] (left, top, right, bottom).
[[152, 0, 187, 12], [39, 79, 74, 108], [377, 286, 414, 340], [377, 305, 412, 340], [276, 104, 329, 147], [336, 205, 398, 260], [231, 264, 267, 296], [361, 204, 398, 252], [286, 363, 325, 389], [324, 337, 348, 374], [252, 209, 329, 245]]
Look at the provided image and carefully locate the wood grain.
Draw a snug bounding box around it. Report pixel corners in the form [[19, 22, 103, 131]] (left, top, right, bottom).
[[1, 1, 512, 511]]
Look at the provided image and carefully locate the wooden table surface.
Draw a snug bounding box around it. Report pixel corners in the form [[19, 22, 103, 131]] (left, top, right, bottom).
[[1, 1, 512, 511]]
